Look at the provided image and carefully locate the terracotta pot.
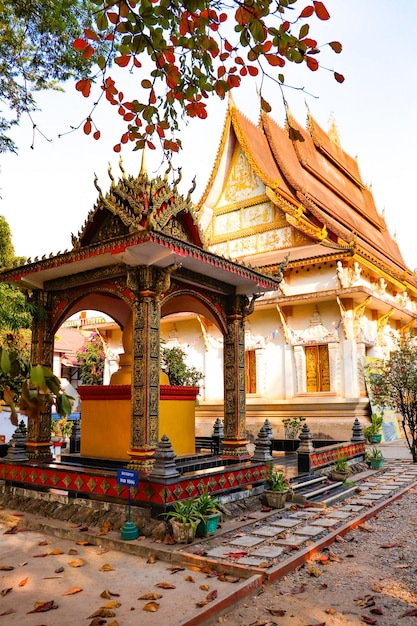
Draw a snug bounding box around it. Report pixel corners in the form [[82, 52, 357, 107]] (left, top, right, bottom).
[[331, 470, 349, 482], [170, 518, 200, 544], [265, 490, 288, 509]]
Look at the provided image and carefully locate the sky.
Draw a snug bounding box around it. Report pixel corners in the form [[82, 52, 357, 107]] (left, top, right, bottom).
[[1, 1, 417, 271]]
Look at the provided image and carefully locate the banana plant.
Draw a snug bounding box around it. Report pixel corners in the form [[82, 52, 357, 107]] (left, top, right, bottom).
[[0, 348, 73, 426]]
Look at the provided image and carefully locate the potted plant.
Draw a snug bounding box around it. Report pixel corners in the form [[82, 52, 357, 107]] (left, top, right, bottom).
[[264, 461, 292, 508], [331, 455, 350, 482], [194, 491, 226, 537], [51, 416, 74, 448], [367, 446, 384, 469], [363, 413, 384, 444], [163, 500, 202, 544], [282, 416, 305, 440]]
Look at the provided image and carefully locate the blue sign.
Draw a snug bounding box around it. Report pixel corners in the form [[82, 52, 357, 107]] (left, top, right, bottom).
[[117, 469, 139, 488]]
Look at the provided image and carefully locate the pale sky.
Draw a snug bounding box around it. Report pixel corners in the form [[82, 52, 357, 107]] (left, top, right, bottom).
[[1, 1, 417, 271]]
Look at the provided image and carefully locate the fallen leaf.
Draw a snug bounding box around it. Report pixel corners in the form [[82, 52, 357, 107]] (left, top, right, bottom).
[[27, 600, 58, 613], [147, 555, 157, 564], [138, 592, 162, 600], [88, 619, 107, 626], [370, 607, 383, 615], [226, 551, 247, 559], [101, 601, 121, 609], [55, 567, 65, 573], [62, 586, 83, 595], [358, 524, 373, 532], [3, 526, 20, 534], [380, 543, 403, 548], [68, 548, 79, 555], [48, 549, 64, 555], [206, 589, 218, 601], [99, 564, 115, 571], [32, 553, 49, 558], [196, 599, 210, 607], [200, 584, 210, 591], [100, 589, 120, 598], [403, 608, 417, 617], [268, 608, 286, 616], [166, 565, 185, 574], [89, 608, 116, 618], [79, 525, 89, 532], [38, 540, 48, 546], [18, 577, 28, 587], [361, 617, 377, 625], [185, 575, 195, 583], [306, 567, 322, 577], [155, 582, 176, 589], [69, 558, 86, 567], [0, 608, 15, 616], [1, 588, 12, 597], [0, 565, 14, 571], [76, 540, 91, 546], [143, 602, 159, 612], [163, 534, 176, 544]]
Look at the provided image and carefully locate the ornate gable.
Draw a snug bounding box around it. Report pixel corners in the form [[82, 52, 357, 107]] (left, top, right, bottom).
[[72, 159, 203, 250]]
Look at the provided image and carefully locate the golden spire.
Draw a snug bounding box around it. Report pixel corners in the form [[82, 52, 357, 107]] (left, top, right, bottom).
[[139, 148, 147, 177], [328, 113, 341, 147]]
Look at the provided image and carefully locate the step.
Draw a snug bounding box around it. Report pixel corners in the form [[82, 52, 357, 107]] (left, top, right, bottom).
[[291, 475, 328, 491]]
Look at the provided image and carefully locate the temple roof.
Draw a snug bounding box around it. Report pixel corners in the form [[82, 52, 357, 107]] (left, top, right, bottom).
[[199, 101, 416, 289]]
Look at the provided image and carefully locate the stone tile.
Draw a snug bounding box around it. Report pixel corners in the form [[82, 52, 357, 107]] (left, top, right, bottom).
[[206, 546, 236, 558], [293, 525, 324, 537], [251, 546, 284, 558], [289, 511, 318, 519], [309, 518, 339, 527], [274, 534, 309, 546], [270, 518, 300, 528], [229, 535, 265, 547], [358, 493, 383, 500], [238, 556, 269, 566], [326, 511, 351, 519], [340, 504, 364, 512], [251, 526, 282, 537]]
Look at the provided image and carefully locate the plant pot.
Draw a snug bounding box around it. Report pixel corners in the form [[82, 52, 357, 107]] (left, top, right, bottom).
[[368, 434, 382, 444], [370, 458, 384, 469], [170, 518, 200, 544], [330, 470, 349, 482], [265, 490, 288, 509], [196, 512, 221, 538]]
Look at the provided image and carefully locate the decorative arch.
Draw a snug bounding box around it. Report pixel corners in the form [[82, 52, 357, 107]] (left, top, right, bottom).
[[161, 287, 227, 335]]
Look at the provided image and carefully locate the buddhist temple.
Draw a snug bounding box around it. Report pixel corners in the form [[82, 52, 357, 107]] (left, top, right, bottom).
[[173, 99, 417, 442]]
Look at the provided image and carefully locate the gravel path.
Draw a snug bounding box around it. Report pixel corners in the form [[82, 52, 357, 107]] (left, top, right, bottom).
[[215, 487, 417, 626]]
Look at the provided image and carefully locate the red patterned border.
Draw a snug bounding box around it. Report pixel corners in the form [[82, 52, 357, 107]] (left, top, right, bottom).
[[0, 462, 266, 506], [309, 442, 365, 469]]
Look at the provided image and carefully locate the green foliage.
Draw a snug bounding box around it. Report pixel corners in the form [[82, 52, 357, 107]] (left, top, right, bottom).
[[76, 332, 105, 385], [71, 0, 343, 155], [368, 334, 417, 462], [193, 491, 226, 517], [0, 348, 73, 426], [334, 456, 348, 473], [162, 499, 203, 532], [51, 416, 74, 437], [282, 415, 305, 439], [161, 345, 203, 387], [0, 0, 99, 151], [363, 412, 383, 439], [266, 461, 291, 492], [367, 446, 384, 461]]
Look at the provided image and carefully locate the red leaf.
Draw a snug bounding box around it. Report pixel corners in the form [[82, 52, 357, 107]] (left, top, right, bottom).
[[75, 79, 91, 98], [329, 40, 343, 53], [306, 56, 319, 71], [115, 55, 131, 67], [361, 617, 377, 625], [265, 53, 285, 67], [248, 65, 259, 76], [27, 600, 57, 614], [83, 119, 92, 135], [206, 589, 218, 601], [73, 38, 88, 51], [84, 28, 99, 41], [313, 1, 330, 20], [83, 45, 95, 60], [299, 6, 314, 18], [93, 130, 101, 140], [334, 72, 345, 83]]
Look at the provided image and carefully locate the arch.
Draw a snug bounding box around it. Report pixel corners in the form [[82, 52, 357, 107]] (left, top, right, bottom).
[[161, 288, 227, 334]]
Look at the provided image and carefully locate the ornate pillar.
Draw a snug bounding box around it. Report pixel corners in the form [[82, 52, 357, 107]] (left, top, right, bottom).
[[127, 265, 178, 472], [222, 294, 258, 459], [26, 290, 54, 461]]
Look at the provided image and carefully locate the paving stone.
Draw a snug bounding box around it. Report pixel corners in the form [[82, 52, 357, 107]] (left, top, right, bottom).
[[229, 535, 265, 547], [309, 518, 339, 527], [251, 546, 284, 558], [326, 511, 351, 519], [289, 511, 318, 519], [270, 518, 300, 528], [238, 556, 268, 566], [340, 504, 364, 512], [206, 546, 237, 558], [251, 526, 282, 537], [293, 525, 324, 537], [357, 493, 383, 500], [274, 533, 309, 546]]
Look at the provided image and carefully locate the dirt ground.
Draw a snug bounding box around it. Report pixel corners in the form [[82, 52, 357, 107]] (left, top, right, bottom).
[[215, 487, 417, 626]]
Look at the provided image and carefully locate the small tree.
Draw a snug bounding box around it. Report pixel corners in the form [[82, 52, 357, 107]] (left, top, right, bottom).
[[161, 345, 203, 387], [76, 332, 105, 385], [368, 334, 417, 463]]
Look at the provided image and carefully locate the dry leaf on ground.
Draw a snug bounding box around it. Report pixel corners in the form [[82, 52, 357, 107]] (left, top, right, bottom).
[[62, 586, 83, 595], [69, 558, 86, 567], [143, 601, 159, 612]]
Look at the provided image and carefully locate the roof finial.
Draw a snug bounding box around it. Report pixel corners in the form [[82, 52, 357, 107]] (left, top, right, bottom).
[[328, 112, 341, 147], [139, 148, 147, 177]]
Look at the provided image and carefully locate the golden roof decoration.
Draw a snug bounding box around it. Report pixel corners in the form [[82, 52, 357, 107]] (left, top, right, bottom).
[[71, 158, 203, 250]]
